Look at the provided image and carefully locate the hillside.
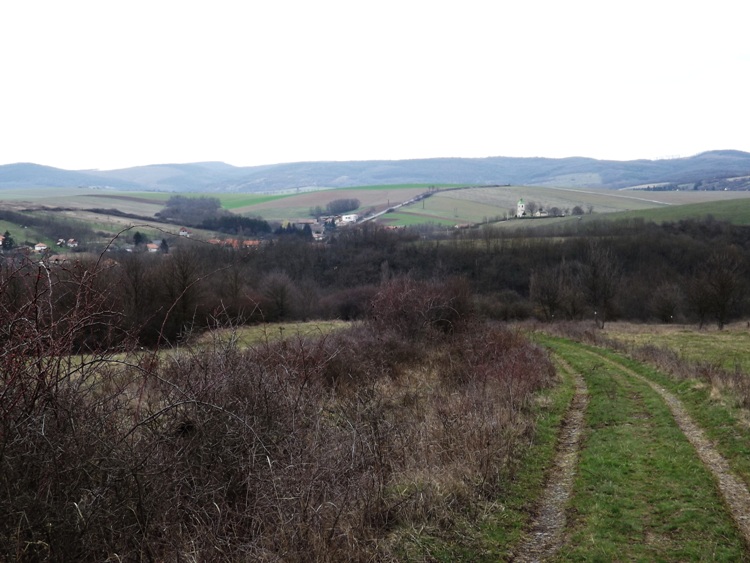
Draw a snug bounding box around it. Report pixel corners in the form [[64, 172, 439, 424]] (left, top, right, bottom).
[[2, 151, 750, 193]]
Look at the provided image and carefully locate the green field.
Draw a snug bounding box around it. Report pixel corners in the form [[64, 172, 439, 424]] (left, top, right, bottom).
[[377, 210, 459, 227], [602, 197, 750, 225]]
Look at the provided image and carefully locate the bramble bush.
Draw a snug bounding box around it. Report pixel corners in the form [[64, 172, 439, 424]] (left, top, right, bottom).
[[1, 262, 554, 560]]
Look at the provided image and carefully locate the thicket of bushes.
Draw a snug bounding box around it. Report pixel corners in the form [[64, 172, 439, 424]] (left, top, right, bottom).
[[0, 259, 554, 560]]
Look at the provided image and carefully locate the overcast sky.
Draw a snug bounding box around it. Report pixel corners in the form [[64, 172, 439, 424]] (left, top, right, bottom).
[[1, 0, 748, 170]]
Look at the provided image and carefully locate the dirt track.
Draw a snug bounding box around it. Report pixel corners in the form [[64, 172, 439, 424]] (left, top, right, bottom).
[[513, 342, 750, 561], [512, 359, 588, 562]]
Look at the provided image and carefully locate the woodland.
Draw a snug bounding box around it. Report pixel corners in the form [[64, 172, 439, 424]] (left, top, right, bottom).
[[3, 215, 742, 347]]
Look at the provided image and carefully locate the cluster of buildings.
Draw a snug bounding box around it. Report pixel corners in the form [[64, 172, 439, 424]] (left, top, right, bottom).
[[515, 198, 553, 218], [8, 209, 364, 260]]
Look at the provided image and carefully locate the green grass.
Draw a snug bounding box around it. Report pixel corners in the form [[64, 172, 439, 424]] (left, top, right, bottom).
[[595, 346, 750, 494], [7, 185, 750, 230], [0, 218, 51, 248], [540, 337, 746, 561]]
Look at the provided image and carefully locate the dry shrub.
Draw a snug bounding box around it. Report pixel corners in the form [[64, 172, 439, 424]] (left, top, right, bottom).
[[0, 265, 554, 561], [369, 276, 474, 339], [318, 285, 378, 320]]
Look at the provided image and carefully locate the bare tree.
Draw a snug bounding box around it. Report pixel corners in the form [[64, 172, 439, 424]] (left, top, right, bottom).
[[582, 241, 621, 328], [650, 281, 684, 323], [705, 250, 745, 329], [530, 267, 563, 321]]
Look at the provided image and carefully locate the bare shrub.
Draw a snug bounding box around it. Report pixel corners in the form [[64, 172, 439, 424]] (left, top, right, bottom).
[[0, 260, 554, 561], [318, 285, 378, 320], [369, 276, 474, 339]]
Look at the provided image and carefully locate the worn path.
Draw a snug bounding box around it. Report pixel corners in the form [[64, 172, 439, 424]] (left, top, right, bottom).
[[512, 359, 588, 563], [592, 350, 750, 547], [513, 341, 750, 561]]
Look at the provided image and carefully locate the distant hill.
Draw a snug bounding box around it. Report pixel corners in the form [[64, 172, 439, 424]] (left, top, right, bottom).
[[2, 151, 750, 193]]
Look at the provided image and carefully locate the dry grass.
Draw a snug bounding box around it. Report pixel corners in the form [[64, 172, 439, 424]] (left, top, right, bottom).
[[601, 321, 750, 373]]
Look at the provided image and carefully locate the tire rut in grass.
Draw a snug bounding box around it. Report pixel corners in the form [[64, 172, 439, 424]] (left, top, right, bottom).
[[513, 358, 588, 563], [593, 350, 750, 548]]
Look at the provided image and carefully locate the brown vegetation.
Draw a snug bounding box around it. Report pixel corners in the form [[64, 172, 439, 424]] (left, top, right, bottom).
[[0, 258, 554, 560]]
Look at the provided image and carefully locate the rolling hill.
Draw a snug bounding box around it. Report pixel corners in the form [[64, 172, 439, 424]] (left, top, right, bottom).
[[1, 151, 750, 193]]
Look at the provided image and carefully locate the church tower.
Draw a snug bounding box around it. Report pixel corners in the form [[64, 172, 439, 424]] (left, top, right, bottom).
[[517, 198, 526, 217]]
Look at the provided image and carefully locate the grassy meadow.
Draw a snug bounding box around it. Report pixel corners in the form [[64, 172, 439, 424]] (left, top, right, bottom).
[[602, 322, 750, 372]]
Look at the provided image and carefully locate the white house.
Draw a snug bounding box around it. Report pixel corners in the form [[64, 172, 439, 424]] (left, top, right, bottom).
[[340, 214, 359, 224], [34, 243, 48, 253]]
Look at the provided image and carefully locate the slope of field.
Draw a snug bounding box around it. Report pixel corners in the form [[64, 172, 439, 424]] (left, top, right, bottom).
[[5, 185, 750, 234], [231, 186, 429, 221], [601, 197, 750, 225], [374, 185, 668, 227]]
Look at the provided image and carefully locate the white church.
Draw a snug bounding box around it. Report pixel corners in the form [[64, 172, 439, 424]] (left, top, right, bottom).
[[516, 198, 526, 217], [516, 198, 549, 218]]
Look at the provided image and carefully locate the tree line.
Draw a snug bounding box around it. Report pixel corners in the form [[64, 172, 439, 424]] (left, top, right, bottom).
[[1, 215, 748, 348]]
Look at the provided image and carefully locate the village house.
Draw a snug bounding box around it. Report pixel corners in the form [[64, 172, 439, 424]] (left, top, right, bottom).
[[34, 243, 49, 253], [146, 243, 160, 253], [179, 227, 191, 238]]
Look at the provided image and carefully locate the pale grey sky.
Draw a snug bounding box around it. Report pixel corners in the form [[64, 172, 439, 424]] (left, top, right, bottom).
[[1, 0, 748, 170]]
